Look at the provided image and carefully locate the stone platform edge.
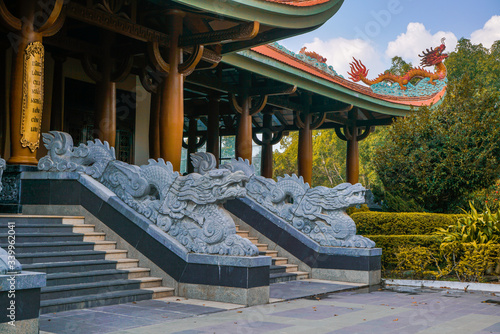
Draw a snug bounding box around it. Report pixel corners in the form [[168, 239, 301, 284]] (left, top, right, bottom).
[[385, 279, 500, 293]]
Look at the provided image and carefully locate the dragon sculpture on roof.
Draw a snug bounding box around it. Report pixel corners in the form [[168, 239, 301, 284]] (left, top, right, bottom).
[[348, 38, 448, 94]]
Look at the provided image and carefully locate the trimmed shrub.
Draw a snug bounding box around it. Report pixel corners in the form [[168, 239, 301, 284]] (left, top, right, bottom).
[[366, 235, 442, 268], [353, 211, 464, 235]]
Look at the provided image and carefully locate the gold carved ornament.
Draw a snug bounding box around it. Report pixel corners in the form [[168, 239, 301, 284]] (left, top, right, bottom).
[[20, 41, 44, 152]]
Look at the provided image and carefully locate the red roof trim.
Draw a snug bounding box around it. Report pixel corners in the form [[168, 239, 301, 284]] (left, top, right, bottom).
[[251, 44, 446, 107]]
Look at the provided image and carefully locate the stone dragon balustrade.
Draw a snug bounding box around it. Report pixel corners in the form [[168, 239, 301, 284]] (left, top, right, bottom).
[[192, 153, 376, 248], [37, 131, 259, 256]]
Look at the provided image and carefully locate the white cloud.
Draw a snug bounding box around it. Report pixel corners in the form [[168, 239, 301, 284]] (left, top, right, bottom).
[[470, 15, 500, 49], [302, 37, 386, 79], [385, 22, 457, 67]]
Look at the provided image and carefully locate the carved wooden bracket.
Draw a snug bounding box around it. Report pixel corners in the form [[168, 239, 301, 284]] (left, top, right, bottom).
[[81, 53, 133, 83], [252, 129, 283, 146], [335, 125, 374, 142], [148, 42, 204, 75], [295, 111, 326, 130], [0, 0, 65, 36], [230, 93, 268, 116]]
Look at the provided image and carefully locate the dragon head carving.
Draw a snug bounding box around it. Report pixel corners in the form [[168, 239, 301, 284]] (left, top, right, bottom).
[[419, 38, 448, 67], [177, 169, 249, 205], [304, 182, 366, 211]]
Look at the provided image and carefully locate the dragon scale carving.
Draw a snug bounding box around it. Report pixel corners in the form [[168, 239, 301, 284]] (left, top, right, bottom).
[[193, 153, 375, 248], [38, 131, 258, 256]]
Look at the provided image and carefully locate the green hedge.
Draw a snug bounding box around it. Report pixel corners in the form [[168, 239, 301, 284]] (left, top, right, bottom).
[[353, 212, 464, 235], [366, 235, 442, 268]]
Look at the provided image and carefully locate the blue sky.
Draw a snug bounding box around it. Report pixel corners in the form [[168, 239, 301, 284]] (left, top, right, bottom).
[[282, 0, 500, 78]]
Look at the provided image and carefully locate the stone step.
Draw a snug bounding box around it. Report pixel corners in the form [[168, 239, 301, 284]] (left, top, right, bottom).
[[41, 277, 163, 301], [83, 232, 106, 242], [247, 237, 259, 243], [0, 216, 82, 225], [40, 289, 156, 314], [104, 249, 128, 260], [0, 223, 74, 233], [93, 241, 118, 250], [255, 243, 268, 251], [23, 259, 120, 274], [46, 268, 150, 286], [236, 230, 250, 238], [272, 257, 288, 266], [69, 224, 96, 233], [260, 250, 278, 257], [0, 241, 96, 254], [115, 258, 139, 269], [283, 264, 299, 273], [294, 271, 310, 280], [15, 250, 108, 264], [148, 286, 175, 299], [0, 232, 85, 243], [270, 265, 287, 275]]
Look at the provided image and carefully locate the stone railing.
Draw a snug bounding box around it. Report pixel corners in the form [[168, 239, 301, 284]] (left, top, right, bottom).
[[37, 131, 259, 256], [192, 153, 375, 248]]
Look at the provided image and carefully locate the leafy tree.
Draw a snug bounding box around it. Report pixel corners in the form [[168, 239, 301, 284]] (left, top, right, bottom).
[[375, 74, 500, 213], [374, 39, 500, 213]]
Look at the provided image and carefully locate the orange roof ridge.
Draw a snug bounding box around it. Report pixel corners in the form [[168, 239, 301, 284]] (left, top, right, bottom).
[[250, 43, 446, 106]]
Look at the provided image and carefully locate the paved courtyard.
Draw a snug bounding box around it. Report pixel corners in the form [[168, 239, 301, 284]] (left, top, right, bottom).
[[40, 280, 500, 334]]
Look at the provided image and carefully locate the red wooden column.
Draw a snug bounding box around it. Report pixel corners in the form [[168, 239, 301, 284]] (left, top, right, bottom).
[[82, 32, 132, 148], [253, 109, 283, 178], [346, 109, 359, 184], [94, 52, 117, 147], [298, 113, 313, 184], [149, 91, 161, 159], [235, 72, 252, 162], [206, 95, 221, 165], [335, 108, 373, 184], [296, 93, 325, 185], [159, 10, 185, 171], [3, 0, 64, 164]]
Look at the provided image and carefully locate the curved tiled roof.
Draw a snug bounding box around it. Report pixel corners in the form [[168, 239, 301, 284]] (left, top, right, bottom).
[[260, 0, 332, 6], [251, 43, 446, 107]]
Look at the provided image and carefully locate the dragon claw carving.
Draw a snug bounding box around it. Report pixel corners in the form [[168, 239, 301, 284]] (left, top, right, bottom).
[[38, 132, 258, 256]]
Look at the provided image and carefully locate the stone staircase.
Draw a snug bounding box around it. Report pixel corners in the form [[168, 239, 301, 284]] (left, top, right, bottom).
[[0, 215, 174, 313], [235, 224, 309, 283]]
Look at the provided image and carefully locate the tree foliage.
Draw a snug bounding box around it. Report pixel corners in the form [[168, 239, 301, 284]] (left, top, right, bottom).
[[374, 39, 500, 213]]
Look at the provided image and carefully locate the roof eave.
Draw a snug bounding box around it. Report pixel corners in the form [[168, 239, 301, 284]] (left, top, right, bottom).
[[222, 49, 446, 117], [167, 0, 344, 29]]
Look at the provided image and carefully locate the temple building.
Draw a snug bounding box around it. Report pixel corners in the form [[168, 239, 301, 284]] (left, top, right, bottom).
[[0, 0, 447, 330]]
